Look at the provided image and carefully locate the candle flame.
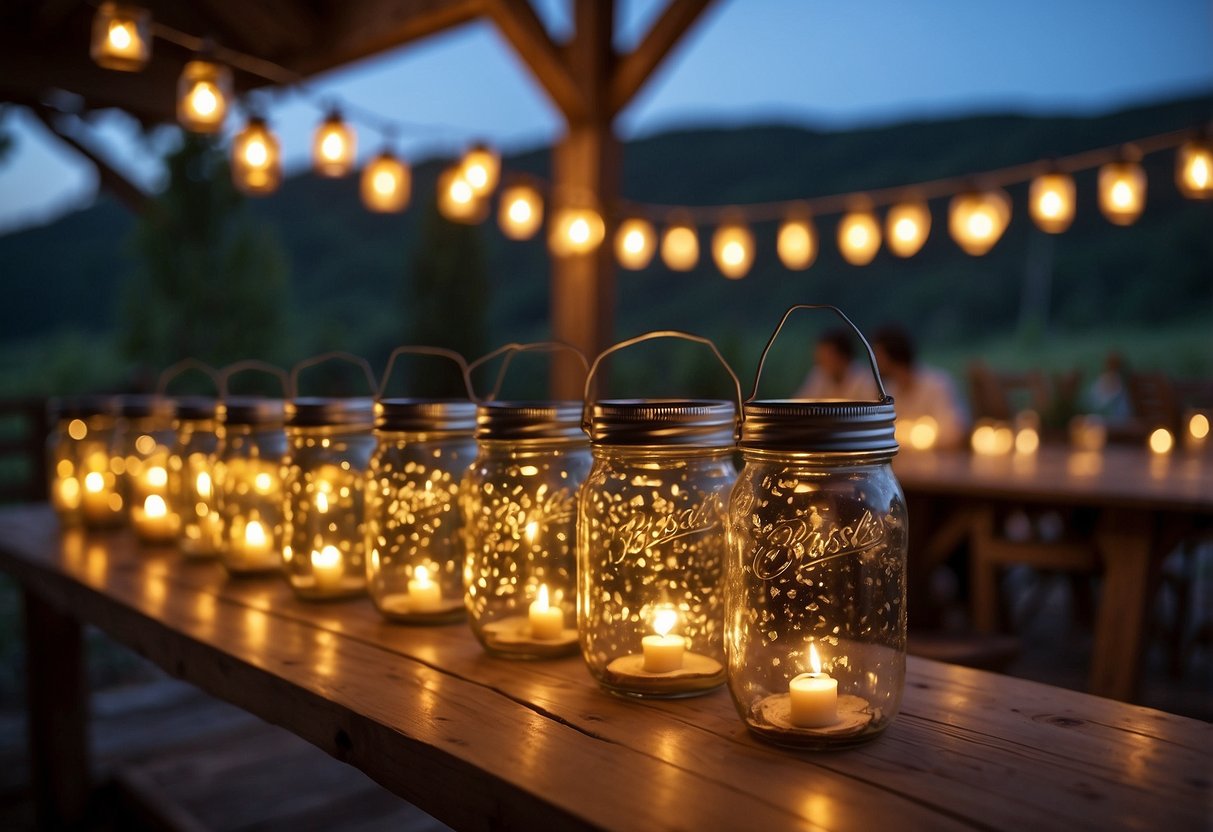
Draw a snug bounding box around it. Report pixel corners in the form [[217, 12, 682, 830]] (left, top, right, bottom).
[[147, 466, 168, 487], [196, 471, 212, 498], [653, 608, 678, 637], [144, 494, 167, 518], [524, 519, 538, 544], [809, 642, 823, 674], [414, 565, 431, 586], [108, 21, 133, 50], [254, 472, 273, 493], [84, 471, 105, 493], [244, 519, 266, 547], [535, 584, 549, 611], [312, 545, 341, 569]]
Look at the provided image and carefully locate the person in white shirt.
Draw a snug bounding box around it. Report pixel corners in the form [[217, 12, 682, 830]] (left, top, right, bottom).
[[872, 325, 969, 449], [795, 328, 879, 401]]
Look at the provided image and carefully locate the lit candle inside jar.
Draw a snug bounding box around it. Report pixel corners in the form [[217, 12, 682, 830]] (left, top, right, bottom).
[[81, 470, 112, 521], [789, 643, 838, 728], [528, 584, 564, 640], [134, 493, 175, 542], [642, 608, 685, 672], [407, 565, 443, 610], [238, 519, 272, 562], [310, 545, 344, 589]]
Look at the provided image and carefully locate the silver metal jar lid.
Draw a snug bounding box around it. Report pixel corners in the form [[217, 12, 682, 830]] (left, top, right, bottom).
[[117, 394, 175, 421], [286, 397, 374, 429], [219, 397, 285, 427], [376, 398, 477, 434], [475, 400, 585, 442], [585, 399, 737, 447], [739, 398, 898, 455]]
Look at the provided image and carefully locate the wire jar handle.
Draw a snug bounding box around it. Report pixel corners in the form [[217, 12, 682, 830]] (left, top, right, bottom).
[[217, 360, 289, 399], [289, 351, 377, 399], [377, 345, 475, 400], [155, 358, 220, 396], [468, 341, 588, 402]]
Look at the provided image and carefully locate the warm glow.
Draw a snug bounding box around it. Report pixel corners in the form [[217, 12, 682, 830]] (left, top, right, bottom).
[[438, 168, 485, 223], [777, 215, 817, 270], [711, 222, 755, 278], [91, 4, 150, 71], [549, 208, 605, 256], [254, 472, 273, 493], [1190, 412, 1210, 440], [524, 520, 539, 544], [885, 202, 931, 257], [68, 419, 87, 440], [85, 472, 105, 493], [414, 565, 433, 586], [615, 218, 656, 269], [315, 490, 329, 513], [313, 115, 356, 177], [196, 471, 212, 498], [1029, 172, 1075, 233], [177, 61, 230, 133], [971, 421, 1015, 455], [837, 211, 881, 265], [231, 118, 281, 195], [144, 494, 167, 519], [949, 189, 1011, 255], [312, 544, 341, 569], [1177, 137, 1213, 199], [1098, 158, 1146, 225], [108, 22, 132, 50], [1015, 427, 1040, 455], [146, 466, 167, 488], [498, 184, 543, 239], [1149, 427, 1174, 455], [809, 641, 823, 674], [361, 153, 410, 213], [534, 583, 550, 611], [461, 145, 500, 197], [661, 223, 699, 271], [244, 519, 267, 547], [908, 416, 938, 451], [652, 607, 678, 637]]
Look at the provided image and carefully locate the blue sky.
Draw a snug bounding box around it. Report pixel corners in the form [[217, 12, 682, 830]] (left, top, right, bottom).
[[0, 0, 1210, 232]]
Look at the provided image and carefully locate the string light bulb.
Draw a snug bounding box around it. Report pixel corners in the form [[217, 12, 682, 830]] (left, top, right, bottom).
[[661, 219, 699, 271], [177, 59, 231, 133], [711, 220, 755, 279], [498, 183, 544, 239], [230, 117, 281, 196], [361, 152, 411, 213], [948, 188, 1011, 255], [90, 3, 151, 71], [615, 218, 656, 270], [777, 208, 817, 270], [313, 110, 356, 177], [1176, 132, 1213, 200], [461, 144, 500, 198], [1098, 148, 1146, 225], [1029, 170, 1076, 233], [884, 201, 931, 258], [549, 207, 605, 256], [837, 208, 881, 266], [437, 167, 486, 223]]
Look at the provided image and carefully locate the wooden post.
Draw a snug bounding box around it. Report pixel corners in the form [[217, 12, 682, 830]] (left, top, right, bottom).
[[24, 591, 91, 830]]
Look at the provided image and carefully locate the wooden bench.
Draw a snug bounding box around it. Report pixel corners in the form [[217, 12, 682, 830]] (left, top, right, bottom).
[[1, 504, 1209, 831]]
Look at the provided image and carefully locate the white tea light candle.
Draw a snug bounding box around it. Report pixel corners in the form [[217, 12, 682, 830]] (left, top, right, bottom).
[[789, 644, 839, 728], [528, 584, 564, 640], [642, 608, 686, 673]]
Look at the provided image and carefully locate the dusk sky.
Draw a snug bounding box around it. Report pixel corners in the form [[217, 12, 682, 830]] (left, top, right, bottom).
[[0, 0, 1210, 232]]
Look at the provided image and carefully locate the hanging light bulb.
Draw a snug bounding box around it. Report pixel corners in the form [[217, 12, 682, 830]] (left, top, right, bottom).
[[1029, 170, 1076, 233], [948, 188, 1011, 255], [711, 220, 755, 279], [230, 117, 281, 196], [777, 209, 817, 270], [177, 59, 232, 133], [438, 166, 486, 223], [549, 207, 605, 256], [361, 151, 411, 213], [91, 3, 151, 71], [615, 218, 656, 270], [661, 218, 699, 271], [1098, 148, 1146, 226], [461, 144, 500, 198], [313, 110, 356, 177], [1176, 132, 1213, 200], [837, 208, 881, 266], [885, 201, 931, 258], [498, 183, 544, 239]]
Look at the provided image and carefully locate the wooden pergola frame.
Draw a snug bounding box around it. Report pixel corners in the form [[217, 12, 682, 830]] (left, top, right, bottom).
[[0, 0, 717, 396]]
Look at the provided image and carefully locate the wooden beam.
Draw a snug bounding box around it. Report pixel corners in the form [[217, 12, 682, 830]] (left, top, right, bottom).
[[609, 0, 714, 115], [192, 0, 318, 57], [30, 105, 150, 213], [483, 0, 585, 121]]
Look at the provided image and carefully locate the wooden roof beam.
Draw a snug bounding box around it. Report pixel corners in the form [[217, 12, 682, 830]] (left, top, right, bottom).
[[29, 104, 150, 214], [484, 0, 586, 122], [609, 0, 714, 116]]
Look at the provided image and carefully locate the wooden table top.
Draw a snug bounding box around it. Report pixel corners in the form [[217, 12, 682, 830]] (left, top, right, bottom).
[[894, 445, 1213, 513], [1, 505, 1209, 832]]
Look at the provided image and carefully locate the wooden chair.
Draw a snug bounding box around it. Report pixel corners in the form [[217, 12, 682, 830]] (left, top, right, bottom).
[[967, 363, 1051, 422], [1125, 371, 1179, 434]]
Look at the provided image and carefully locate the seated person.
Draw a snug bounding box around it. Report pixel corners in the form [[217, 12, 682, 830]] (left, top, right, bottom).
[[795, 328, 878, 401], [872, 325, 969, 449]]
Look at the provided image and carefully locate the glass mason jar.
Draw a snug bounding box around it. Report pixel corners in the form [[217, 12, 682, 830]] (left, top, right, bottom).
[[725, 305, 907, 750], [282, 353, 378, 601], [47, 397, 115, 526], [169, 397, 222, 558], [577, 332, 739, 698], [463, 401, 590, 658], [115, 395, 178, 544], [215, 397, 288, 576]]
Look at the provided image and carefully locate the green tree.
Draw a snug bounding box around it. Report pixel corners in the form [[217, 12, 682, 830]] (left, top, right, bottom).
[[121, 133, 289, 375], [403, 202, 489, 396]]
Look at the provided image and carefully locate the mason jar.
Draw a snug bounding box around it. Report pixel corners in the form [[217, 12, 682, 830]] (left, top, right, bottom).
[[725, 305, 907, 749], [47, 397, 114, 526], [463, 400, 590, 657], [577, 332, 739, 697], [115, 395, 178, 544], [215, 397, 288, 576], [169, 397, 222, 558]]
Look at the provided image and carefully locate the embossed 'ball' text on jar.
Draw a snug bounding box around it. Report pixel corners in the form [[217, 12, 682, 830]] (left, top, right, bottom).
[[725, 305, 907, 749], [578, 332, 740, 698]]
